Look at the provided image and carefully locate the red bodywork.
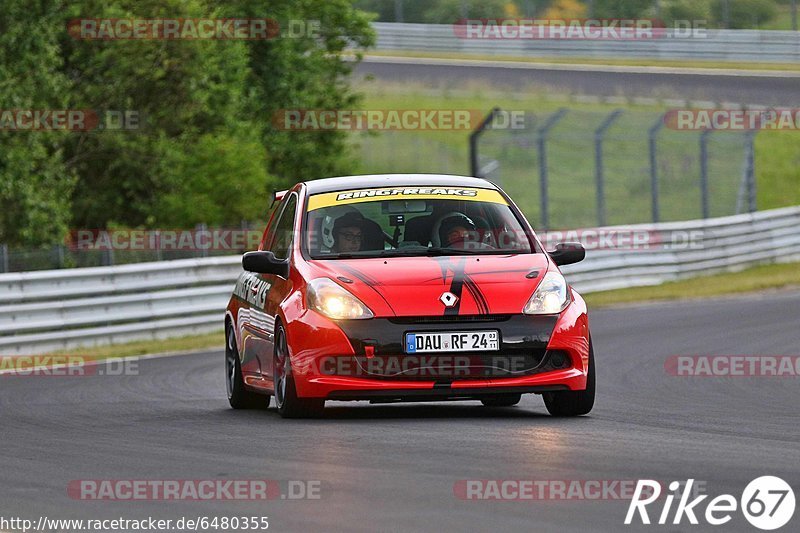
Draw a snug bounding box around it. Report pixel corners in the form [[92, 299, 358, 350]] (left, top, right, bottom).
[[226, 177, 590, 401]]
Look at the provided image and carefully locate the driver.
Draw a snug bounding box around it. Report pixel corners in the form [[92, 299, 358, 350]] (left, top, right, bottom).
[[439, 214, 477, 248], [331, 211, 365, 253]]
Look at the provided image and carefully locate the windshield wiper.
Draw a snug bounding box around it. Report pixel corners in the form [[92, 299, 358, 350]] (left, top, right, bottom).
[[377, 247, 491, 257]]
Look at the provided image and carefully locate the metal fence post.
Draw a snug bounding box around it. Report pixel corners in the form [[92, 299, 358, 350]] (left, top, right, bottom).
[[0, 244, 7, 273], [745, 130, 757, 212], [594, 109, 624, 227], [197, 223, 208, 258], [469, 107, 501, 178], [54, 244, 65, 269], [536, 108, 568, 230], [154, 230, 163, 261], [700, 129, 712, 219], [648, 114, 666, 223]]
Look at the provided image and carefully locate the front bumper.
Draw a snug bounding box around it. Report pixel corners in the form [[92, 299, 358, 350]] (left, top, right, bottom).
[[284, 294, 590, 400]]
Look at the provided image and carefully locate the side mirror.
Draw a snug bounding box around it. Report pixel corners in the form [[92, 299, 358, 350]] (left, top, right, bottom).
[[548, 242, 585, 266], [242, 251, 289, 277]]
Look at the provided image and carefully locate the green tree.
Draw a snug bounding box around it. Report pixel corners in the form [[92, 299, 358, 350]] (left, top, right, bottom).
[[216, 0, 375, 188], [60, 0, 271, 229], [1, 0, 375, 244], [0, 0, 75, 246]]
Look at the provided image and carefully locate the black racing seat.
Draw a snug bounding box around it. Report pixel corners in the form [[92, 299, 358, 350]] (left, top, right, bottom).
[[404, 214, 435, 246], [360, 218, 387, 251]]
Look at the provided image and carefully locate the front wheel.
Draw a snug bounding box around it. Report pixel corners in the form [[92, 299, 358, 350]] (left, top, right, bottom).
[[273, 324, 325, 419], [543, 340, 595, 417], [225, 326, 269, 409]]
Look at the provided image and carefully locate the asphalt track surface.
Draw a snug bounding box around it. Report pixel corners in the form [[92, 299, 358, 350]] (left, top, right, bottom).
[[354, 57, 800, 106], [2, 290, 799, 532]]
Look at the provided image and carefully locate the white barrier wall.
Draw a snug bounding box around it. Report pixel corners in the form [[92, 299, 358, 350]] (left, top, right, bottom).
[[1, 206, 799, 354], [373, 23, 800, 63]]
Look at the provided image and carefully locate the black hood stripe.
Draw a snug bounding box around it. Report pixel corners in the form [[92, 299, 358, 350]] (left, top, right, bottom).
[[463, 276, 490, 315]]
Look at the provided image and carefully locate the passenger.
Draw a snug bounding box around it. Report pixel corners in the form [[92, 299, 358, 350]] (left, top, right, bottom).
[[439, 214, 477, 248]]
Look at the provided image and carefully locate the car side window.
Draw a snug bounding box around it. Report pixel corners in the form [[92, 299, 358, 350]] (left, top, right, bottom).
[[269, 194, 297, 260], [258, 201, 282, 250]]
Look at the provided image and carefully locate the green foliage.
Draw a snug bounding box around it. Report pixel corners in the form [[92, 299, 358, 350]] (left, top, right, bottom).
[[590, 0, 655, 18], [421, 0, 514, 22], [0, 0, 374, 247], [355, 0, 522, 22], [710, 0, 778, 28], [0, 1, 75, 246], [662, 0, 712, 25], [215, 0, 375, 188]]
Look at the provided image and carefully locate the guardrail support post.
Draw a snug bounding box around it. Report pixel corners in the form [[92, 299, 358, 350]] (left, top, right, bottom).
[[594, 109, 624, 227], [700, 129, 712, 219], [536, 108, 568, 230], [469, 107, 501, 178], [0, 244, 7, 273], [648, 114, 666, 223]]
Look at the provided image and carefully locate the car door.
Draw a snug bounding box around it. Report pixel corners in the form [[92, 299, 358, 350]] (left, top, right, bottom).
[[241, 192, 298, 383]]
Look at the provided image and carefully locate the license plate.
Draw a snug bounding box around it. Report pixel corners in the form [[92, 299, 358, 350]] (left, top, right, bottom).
[[405, 330, 499, 354]]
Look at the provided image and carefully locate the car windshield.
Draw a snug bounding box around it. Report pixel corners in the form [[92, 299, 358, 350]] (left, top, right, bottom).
[[304, 186, 535, 259]]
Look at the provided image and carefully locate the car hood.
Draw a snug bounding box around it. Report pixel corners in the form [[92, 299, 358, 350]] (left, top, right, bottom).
[[307, 253, 551, 317]]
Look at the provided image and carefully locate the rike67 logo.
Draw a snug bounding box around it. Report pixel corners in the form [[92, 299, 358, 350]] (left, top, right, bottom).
[[625, 477, 795, 530]]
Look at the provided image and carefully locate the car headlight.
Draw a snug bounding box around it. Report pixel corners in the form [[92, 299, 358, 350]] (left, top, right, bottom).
[[523, 272, 570, 315], [307, 278, 374, 320]]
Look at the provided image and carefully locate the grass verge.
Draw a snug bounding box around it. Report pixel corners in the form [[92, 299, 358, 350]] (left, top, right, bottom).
[[583, 262, 800, 308], [49, 330, 224, 359], [366, 50, 800, 73], [353, 81, 800, 227]]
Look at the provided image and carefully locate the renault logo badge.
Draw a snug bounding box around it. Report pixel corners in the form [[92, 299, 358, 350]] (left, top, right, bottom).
[[439, 292, 459, 307]]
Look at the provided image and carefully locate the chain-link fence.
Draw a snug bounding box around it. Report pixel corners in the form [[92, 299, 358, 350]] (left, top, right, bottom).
[[474, 108, 755, 229], [355, 108, 757, 230]]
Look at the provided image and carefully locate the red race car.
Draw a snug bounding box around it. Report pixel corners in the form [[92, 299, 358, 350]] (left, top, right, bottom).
[[225, 174, 593, 418]]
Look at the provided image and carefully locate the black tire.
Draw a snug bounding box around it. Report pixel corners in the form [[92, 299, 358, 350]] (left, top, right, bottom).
[[543, 340, 596, 417], [226, 325, 269, 409], [480, 394, 522, 407], [273, 324, 325, 419]]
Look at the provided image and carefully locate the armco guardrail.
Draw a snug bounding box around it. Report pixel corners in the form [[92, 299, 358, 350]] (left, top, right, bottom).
[[0, 257, 241, 355], [373, 23, 800, 63], [559, 206, 800, 292], [1, 206, 799, 355]]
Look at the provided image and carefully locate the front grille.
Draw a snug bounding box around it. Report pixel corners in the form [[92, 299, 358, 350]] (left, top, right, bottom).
[[388, 314, 512, 325], [325, 350, 570, 381]]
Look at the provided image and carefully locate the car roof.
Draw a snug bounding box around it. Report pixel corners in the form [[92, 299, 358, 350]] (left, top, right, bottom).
[[302, 174, 499, 195]]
